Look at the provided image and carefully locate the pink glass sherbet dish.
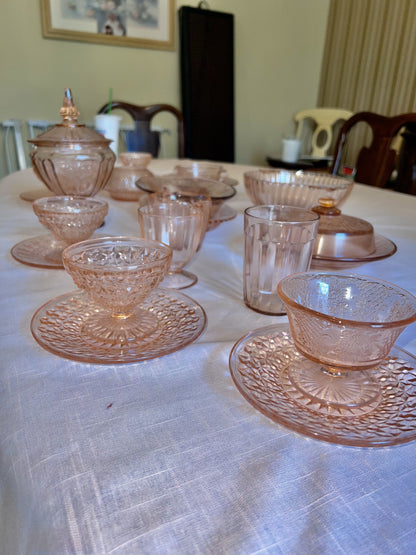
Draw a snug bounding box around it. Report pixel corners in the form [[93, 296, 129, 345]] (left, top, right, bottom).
[[33, 196, 108, 245], [62, 236, 172, 344], [11, 195, 109, 269], [277, 272, 416, 414]]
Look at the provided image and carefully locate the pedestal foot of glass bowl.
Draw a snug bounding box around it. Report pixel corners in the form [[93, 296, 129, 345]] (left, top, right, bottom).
[[286, 359, 381, 412], [81, 307, 160, 344], [161, 270, 197, 289]]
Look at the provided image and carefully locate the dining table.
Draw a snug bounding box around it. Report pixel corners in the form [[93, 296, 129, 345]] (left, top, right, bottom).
[[1, 158, 416, 554]]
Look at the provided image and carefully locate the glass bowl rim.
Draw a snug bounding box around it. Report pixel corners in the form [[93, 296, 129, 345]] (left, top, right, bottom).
[[277, 271, 416, 329], [33, 195, 109, 212], [136, 174, 237, 200], [244, 169, 352, 189], [244, 204, 320, 224], [62, 236, 172, 272]]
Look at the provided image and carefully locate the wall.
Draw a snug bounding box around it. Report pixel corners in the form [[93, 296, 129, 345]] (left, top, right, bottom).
[[0, 0, 329, 177]]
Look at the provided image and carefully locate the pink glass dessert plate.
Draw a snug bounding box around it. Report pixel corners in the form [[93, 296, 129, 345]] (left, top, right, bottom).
[[311, 234, 396, 269], [31, 288, 206, 364], [229, 324, 416, 447], [11, 235, 67, 268], [207, 203, 237, 231], [20, 188, 54, 202]]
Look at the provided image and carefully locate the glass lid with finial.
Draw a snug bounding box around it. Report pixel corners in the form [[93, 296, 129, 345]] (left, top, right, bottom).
[[29, 88, 116, 196]]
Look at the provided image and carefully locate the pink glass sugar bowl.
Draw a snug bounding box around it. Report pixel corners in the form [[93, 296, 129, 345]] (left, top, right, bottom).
[[29, 89, 116, 197]]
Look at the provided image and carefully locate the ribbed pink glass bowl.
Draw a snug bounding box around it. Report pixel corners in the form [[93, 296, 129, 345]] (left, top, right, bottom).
[[244, 169, 353, 208], [277, 272, 416, 413]]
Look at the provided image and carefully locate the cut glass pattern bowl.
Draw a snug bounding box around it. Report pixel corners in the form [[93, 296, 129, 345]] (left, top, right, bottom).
[[33, 196, 108, 245], [62, 236, 172, 343], [277, 272, 416, 414]]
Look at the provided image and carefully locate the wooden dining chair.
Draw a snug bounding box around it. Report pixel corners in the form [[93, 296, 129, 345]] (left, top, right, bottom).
[[97, 101, 186, 158], [330, 111, 416, 188]]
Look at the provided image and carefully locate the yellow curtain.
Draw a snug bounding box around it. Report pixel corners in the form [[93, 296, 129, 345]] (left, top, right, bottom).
[[318, 0, 416, 166]]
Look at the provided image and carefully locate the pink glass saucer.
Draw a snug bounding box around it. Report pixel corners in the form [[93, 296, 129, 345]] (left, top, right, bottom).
[[221, 176, 238, 187], [20, 189, 53, 202], [31, 288, 206, 364], [229, 324, 416, 447], [311, 234, 396, 270], [207, 204, 237, 231], [11, 235, 66, 268]]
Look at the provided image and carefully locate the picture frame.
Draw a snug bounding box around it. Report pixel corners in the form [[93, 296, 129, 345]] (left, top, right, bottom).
[[40, 0, 174, 51]]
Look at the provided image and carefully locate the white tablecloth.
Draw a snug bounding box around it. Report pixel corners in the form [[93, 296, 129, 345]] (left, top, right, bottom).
[[1, 160, 416, 554]]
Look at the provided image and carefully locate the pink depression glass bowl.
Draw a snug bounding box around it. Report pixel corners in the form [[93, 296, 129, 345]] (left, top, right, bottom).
[[174, 161, 224, 180], [32, 196, 108, 245], [136, 174, 236, 220], [277, 272, 416, 411], [106, 167, 152, 201], [244, 169, 353, 208], [62, 236, 172, 343], [119, 152, 153, 168]]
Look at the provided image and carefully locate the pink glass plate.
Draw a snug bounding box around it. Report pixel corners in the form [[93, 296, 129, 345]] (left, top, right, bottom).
[[20, 189, 53, 202], [107, 188, 145, 201], [221, 176, 238, 187], [229, 324, 416, 447], [31, 288, 206, 364], [11, 235, 66, 268], [207, 204, 237, 231], [311, 234, 396, 270]]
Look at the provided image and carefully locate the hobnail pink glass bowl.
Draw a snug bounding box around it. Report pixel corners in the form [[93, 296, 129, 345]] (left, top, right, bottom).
[[62, 237, 172, 342], [277, 272, 416, 410], [244, 169, 353, 208], [32, 196, 108, 245]]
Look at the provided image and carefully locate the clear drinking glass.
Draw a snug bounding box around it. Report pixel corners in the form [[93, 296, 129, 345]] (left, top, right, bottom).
[[138, 200, 203, 289], [244, 205, 319, 314]]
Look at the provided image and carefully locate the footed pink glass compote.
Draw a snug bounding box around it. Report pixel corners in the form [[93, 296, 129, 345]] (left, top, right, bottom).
[[11, 196, 108, 269], [277, 272, 416, 415], [142, 191, 211, 252], [138, 200, 203, 289], [33, 196, 108, 245], [62, 236, 172, 343]]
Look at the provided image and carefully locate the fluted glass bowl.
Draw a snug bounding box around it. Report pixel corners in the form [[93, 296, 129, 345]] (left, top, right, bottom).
[[33, 196, 108, 245], [244, 169, 353, 208], [62, 236, 172, 343], [277, 272, 416, 412]]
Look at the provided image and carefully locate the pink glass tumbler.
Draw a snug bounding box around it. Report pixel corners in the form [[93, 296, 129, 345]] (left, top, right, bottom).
[[244, 205, 320, 315]]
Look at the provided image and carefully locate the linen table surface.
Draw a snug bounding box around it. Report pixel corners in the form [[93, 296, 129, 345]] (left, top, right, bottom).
[[1, 160, 416, 554]]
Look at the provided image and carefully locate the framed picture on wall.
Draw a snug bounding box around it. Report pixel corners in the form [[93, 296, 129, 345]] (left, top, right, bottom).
[[40, 0, 174, 50]]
